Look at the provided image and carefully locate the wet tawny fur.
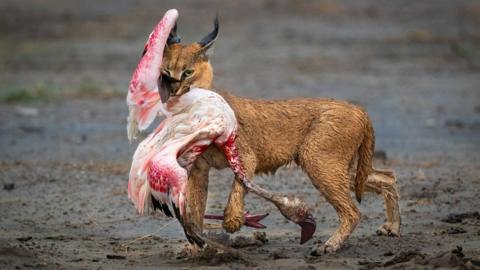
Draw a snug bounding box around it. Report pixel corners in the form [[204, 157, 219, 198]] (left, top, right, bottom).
[[162, 42, 401, 254]]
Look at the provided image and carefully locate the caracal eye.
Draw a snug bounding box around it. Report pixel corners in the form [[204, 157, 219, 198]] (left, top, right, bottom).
[[182, 69, 194, 78]]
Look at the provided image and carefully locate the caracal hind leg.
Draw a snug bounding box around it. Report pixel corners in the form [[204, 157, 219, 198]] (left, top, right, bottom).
[[361, 169, 401, 236], [298, 120, 364, 254], [299, 153, 361, 254]]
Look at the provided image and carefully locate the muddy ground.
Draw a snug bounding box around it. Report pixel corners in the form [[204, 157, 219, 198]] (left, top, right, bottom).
[[1, 0, 479, 269]]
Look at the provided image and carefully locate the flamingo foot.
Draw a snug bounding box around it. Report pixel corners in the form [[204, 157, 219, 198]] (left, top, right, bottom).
[[204, 211, 269, 229]]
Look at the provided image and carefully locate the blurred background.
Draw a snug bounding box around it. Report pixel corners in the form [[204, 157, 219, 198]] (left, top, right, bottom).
[[0, 0, 479, 269]]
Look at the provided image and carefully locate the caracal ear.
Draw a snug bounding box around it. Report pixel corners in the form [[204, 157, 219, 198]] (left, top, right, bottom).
[[196, 15, 219, 56], [167, 22, 181, 46]]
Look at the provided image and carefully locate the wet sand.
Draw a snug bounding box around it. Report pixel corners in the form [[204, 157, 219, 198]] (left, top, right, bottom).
[[1, 0, 479, 269]]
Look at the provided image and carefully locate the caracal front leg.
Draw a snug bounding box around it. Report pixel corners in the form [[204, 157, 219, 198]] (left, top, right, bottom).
[[186, 157, 210, 233], [223, 142, 256, 233]]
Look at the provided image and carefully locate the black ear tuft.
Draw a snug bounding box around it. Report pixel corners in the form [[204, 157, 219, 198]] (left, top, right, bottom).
[[167, 22, 181, 45], [198, 14, 219, 49]]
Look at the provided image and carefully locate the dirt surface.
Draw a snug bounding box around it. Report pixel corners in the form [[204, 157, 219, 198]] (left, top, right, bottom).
[[1, 0, 480, 269]]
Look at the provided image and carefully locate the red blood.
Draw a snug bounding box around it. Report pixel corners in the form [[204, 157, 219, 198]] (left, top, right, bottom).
[[222, 132, 246, 180]]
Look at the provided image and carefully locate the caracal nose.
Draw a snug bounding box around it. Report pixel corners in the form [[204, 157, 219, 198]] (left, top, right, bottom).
[[170, 82, 181, 93]]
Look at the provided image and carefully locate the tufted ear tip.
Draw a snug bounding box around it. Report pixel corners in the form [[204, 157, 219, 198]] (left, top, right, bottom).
[[197, 14, 219, 51], [167, 22, 181, 45]]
